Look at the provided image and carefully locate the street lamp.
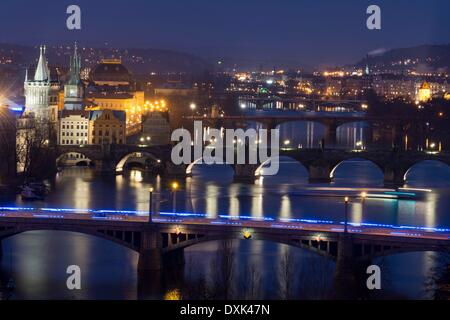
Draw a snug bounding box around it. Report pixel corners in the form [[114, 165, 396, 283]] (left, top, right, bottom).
[[344, 196, 349, 234], [148, 187, 154, 223], [190, 103, 196, 119], [172, 182, 179, 213]]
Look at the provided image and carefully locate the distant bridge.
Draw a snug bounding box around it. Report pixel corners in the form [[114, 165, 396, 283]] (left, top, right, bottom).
[[236, 95, 367, 110]]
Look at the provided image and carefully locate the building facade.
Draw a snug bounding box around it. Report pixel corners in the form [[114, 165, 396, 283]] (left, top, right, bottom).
[[139, 112, 171, 146], [88, 109, 126, 145], [58, 110, 89, 145]]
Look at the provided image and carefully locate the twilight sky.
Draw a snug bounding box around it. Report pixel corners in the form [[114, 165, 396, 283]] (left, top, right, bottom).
[[0, 0, 448, 66]]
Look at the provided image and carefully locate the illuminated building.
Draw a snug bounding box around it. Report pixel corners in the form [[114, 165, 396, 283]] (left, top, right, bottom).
[[58, 110, 89, 145], [415, 80, 449, 102], [18, 46, 60, 173], [372, 75, 416, 100], [416, 81, 432, 102], [23, 46, 51, 121], [86, 59, 146, 135], [88, 109, 126, 144]]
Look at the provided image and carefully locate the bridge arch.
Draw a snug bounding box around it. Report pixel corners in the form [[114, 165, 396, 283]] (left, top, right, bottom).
[[255, 156, 308, 179], [159, 229, 339, 261], [115, 152, 161, 173], [403, 159, 450, 183], [186, 157, 235, 176], [329, 157, 384, 181], [0, 227, 142, 252], [56, 152, 93, 167]]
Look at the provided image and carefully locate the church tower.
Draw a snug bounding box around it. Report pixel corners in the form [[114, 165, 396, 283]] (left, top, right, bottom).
[[24, 45, 51, 121], [64, 43, 84, 110]]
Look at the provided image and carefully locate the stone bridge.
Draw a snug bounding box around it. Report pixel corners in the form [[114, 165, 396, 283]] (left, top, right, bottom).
[[56, 144, 450, 185], [0, 212, 449, 299], [191, 114, 418, 148], [1, 214, 448, 271]]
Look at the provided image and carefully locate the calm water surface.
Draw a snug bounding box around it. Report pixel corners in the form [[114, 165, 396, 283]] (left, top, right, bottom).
[[2, 147, 450, 299]]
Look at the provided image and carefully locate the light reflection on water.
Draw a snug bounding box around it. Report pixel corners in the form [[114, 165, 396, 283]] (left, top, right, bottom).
[[1, 157, 450, 299]]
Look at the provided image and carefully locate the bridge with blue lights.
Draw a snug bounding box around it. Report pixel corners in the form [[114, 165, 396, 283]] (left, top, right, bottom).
[[0, 207, 449, 281]]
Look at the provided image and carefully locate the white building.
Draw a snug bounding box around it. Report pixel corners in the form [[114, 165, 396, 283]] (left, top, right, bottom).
[[58, 110, 89, 145]]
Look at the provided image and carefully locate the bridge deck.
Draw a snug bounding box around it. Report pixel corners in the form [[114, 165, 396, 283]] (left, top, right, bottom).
[[1, 207, 449, 243]]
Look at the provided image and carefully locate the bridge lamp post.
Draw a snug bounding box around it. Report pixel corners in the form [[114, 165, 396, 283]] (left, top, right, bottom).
[[148, 187, 154, 223], [344, 196, 349, 234], [190, 103, 196, 119], [172, 182, 179, 213]]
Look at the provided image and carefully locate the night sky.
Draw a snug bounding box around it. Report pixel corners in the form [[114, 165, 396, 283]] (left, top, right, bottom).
[[0, 0, 449, 66]]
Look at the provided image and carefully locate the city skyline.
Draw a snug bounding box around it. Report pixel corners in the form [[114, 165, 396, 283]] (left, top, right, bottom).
[[1, 0, 450, 304]]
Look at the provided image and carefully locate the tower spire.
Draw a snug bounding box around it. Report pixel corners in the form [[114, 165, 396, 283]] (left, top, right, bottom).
[[68, 42, 81, 85], [34, 45, 50, 81]]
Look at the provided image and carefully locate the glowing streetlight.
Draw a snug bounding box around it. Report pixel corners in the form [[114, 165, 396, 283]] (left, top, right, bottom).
[[344, 196, 349, 234], [148, 187, 154, 223], [284, 140, 291, 146], [190, 103, 196, 110], [172, 182, 179, 213]]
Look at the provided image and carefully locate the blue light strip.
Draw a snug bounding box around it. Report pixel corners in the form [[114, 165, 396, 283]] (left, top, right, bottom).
[[1, 206, 450, 234]]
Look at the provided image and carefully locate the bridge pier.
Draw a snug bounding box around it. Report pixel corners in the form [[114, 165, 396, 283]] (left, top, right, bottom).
[[163, 248, 185, 267], [164, 162, 187, 179], [308, 163, 332, 183], [333, 234, 358, 299], [0, 240, 3, 262], [94, 159, 116, 172], [333, 234, 375, 299], [138, 230, 163, 272], [324, 122, 338, 148], [383, 167, 406, 186], [234, 164, 258, 182]]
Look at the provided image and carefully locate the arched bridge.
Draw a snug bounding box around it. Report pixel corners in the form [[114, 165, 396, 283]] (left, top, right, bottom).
[[56, 143, 450, 185], [0, 210, 449, 274]]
